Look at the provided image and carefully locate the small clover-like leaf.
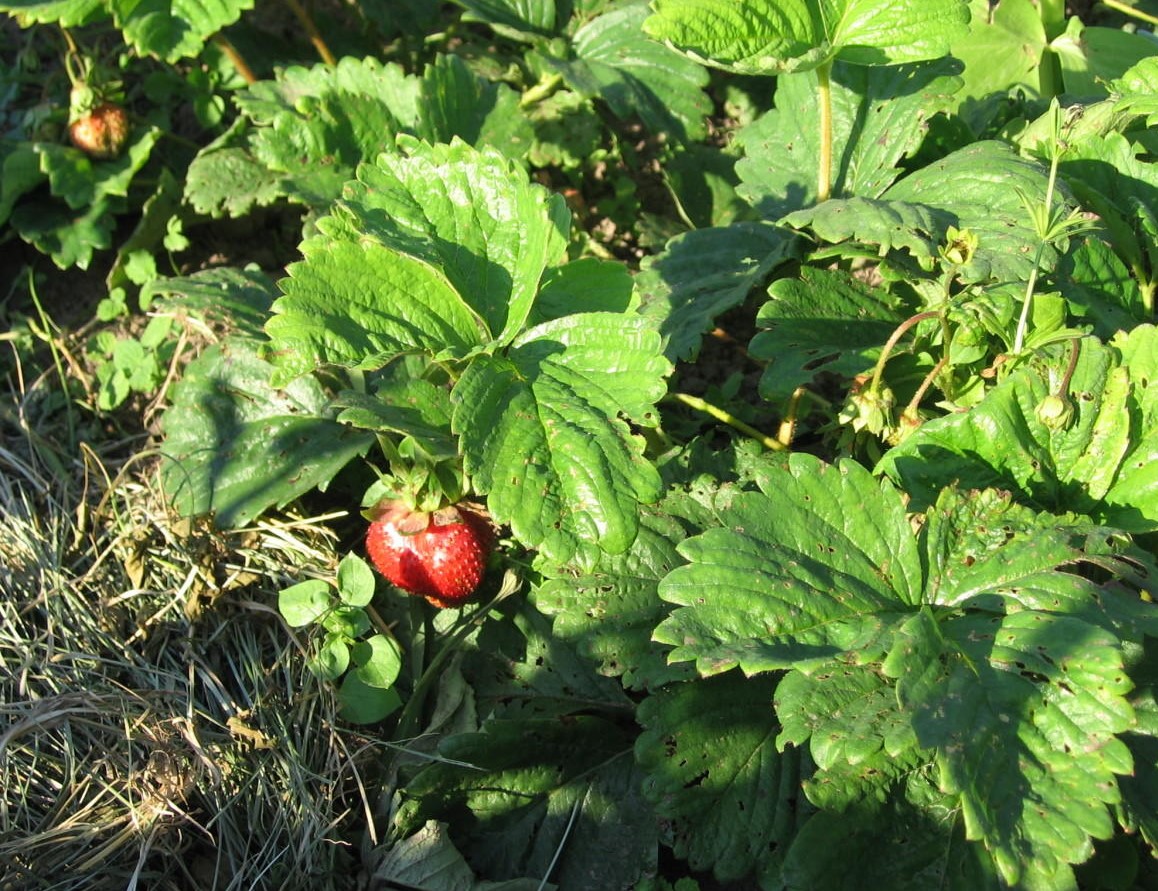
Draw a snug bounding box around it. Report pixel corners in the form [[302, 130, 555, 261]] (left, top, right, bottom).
[[352, 633, 403, 689], [278, 579, 333, 627], [337, 554, 376, 608]]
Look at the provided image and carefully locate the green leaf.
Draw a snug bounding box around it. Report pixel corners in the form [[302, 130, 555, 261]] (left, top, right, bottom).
[[405, 717, 655, 888], [159, 338, 373, 528], [785, 141, 1063, 283], [884, 607, 1134, 887], [735, 59, 962, 217], [371, 821, 550, 891], [453, 313, 670, 563], [311, 632, 351, 681], [637, 222, 796, 362], [468, 603, 633, 720], [750, 266, 904, 401], [534, 508, 696, 691], [635, 673, 795, 882], [1058, 132, 1158, 283], [0, 141, 44, 227], [417, 53, 534, 159], [322, 605, 372, 638], [267, 234, 482, 383], [338, 672, 402, 723], [337, 553, 376, 608], [878, 330, 1158, 532], [1057, 236, 1148, 338], [0, 0, 102, 26], [142, 266, 278, 334], [336, 378, 457, 460], [1112, 56, 1158, 126], [656, 455, 923, 676], [644, 0, 970, 74], [37, 126, 161, 209], [946, 0, 1047, 133], [337, 139, 570, 347], [562, 0, 712, 142], [781, 792, 1001, 890], [531, 258, 637, 327], [453, 0, 557, 39], [352, 633, 403, 689], [775, 666, 921, 810], [278, 579, 333, 626], [108, 0, 254, 62], [1051, 19, 1158, 100], [183, 142, 285, 218], [10, 194, 116, 270]]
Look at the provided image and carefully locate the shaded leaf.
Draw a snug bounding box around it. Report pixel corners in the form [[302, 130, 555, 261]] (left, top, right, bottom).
[[159, 338, 373, 528]]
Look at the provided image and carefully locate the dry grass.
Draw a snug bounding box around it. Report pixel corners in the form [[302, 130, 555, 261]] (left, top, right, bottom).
[[0, 328, 383, 890]]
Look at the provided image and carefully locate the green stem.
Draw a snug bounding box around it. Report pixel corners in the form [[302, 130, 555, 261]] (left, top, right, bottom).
[[668, 392, 786, 451], [816, 61, 834, 203], [1101, 0, 1158, 26]]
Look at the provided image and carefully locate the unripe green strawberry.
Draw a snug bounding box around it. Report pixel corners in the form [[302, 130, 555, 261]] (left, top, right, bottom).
[[366, 501, 494, 608], [69, 101, 130, 160]]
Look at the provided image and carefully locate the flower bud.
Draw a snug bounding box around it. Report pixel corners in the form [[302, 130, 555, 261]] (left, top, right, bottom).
[[1035, 393, 1074, 431]]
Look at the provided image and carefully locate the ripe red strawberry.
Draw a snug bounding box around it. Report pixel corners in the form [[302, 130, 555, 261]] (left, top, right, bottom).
[[69, 102, 130, 160], [366, 502, 494, 608]]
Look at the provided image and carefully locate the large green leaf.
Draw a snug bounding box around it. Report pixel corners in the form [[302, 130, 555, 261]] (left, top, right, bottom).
[[637, 222, 797, 362], [159, 338, 373, 528], [643, 0, 970, 74], [534, 508, 695, 691], [750, 266, 904, 401], [946, 0, 1047, 133], [562, 0, 712, 142], [266, 140, 571, 382], [267, 234, 484, 383], [657, 457, 1153, 885], [735, 57, 962, 217], [635, 673, 796, 882], [784, 141, 1063, 283], [884, 606, 1133, 887], [338, 139, 570, 348], [656, 454, 924, 675], [108, 0, 254, 62], [403, 717, 655, 888], [453, 313, 670, 564], [0, 0, 102, 26], [780, 791, 1001, 890], [878, 329, 1158, 532]]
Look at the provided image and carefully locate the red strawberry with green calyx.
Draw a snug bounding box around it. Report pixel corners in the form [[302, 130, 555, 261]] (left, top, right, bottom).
[[366, 500, 494, 608]]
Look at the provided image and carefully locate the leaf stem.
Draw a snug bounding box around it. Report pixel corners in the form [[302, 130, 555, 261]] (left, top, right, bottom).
[[1101, 0, 1158, 26], [869, 310, 940, 397], [816, 61, 834, 203], [213, 34, 258, 85], [283, 0, 337, 66], [669, 392, 786, 451]]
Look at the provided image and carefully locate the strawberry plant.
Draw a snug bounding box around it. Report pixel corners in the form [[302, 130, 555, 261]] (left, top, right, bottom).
[[8, 0, 1158, 888]]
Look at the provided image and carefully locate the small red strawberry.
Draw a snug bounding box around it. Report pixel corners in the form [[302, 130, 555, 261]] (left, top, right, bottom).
[[69, 101, 130, 160], [366, 501, 494, 608]]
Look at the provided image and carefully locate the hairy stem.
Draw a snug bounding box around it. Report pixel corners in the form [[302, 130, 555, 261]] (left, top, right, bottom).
[[284, 0, 337, 66], [816, 61, 834, 203], [1101, 0, 1158, 26], [869, 310, 941, 397], [669, 392, 786, 451], [213, 34, 258, 84]]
